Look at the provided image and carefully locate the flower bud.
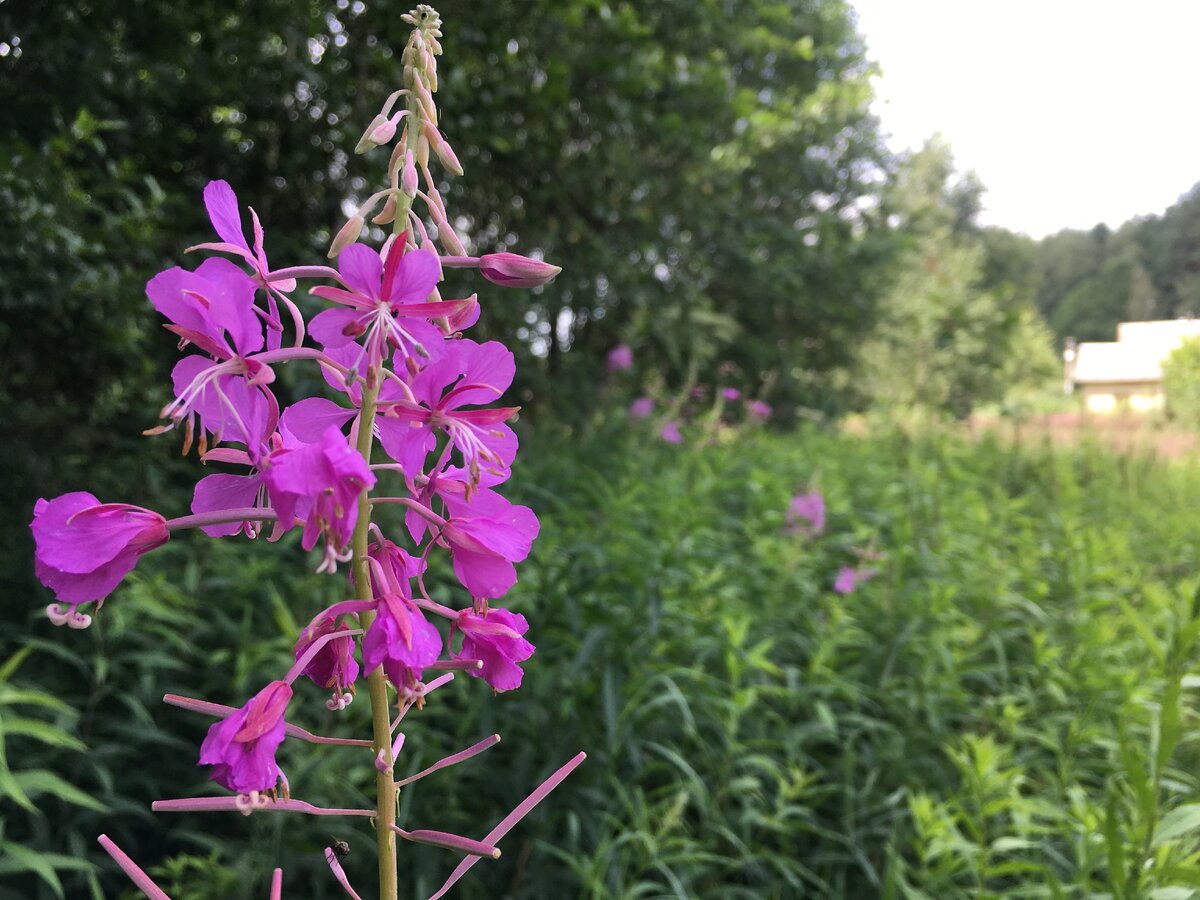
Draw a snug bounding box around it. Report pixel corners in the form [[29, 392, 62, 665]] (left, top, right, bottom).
[[372, 194, 398, 225], [401, 150, 419, 197], [367, 113, 401, 148], [479, 252, 562, 288], [422, 123, 463, 176], [355, 115, 390, 154], [327, 214, 365, 258]]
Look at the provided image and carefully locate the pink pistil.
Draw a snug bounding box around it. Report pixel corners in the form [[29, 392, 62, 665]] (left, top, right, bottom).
[[427, 751, 587, 900], [97, 834, 173, 900], [396, 734, 500, 788]]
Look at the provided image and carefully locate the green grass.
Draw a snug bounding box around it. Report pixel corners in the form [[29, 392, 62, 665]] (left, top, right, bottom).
[[6, 424, 1200, 898]]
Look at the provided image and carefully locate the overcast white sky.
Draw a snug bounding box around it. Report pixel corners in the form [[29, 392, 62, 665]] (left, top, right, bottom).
[[851, 0, 1200, 238]]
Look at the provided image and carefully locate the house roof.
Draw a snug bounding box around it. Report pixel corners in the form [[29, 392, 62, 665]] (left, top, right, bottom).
[[1072, 342, 1161, 384]]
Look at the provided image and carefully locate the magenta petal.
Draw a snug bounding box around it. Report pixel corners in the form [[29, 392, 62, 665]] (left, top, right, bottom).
[[387, 248, 441, 305], [33, 495, 158, 572], [35, 550, 139, 605], [193, 257, 264, 356], [147, 266, 212, 337], [337, 243, 383, 298], [204, 179, 249, 250], [309, 308, 365, 349], [457, 609, 533, 692], [450, 546, 517, 599], [375, 416, 435, 477], [192, 474, 263, 537], [281, 398, 356, 443], [451, 340, 516, 407]]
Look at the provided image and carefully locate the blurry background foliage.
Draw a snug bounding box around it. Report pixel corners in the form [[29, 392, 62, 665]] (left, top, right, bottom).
[[6, 0, 1200, 898]]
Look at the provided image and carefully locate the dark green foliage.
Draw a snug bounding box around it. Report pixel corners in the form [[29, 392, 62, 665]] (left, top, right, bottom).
[[0, 0, 897, 603], [6, 426, 1200, 897], [1163, 338, 1200, 431]]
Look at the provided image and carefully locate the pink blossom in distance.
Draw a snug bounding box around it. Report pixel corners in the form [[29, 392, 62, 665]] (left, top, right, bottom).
[[629, 397, 655, 419], [746, 399, 772, 420], [833, 566, 878, 595], [787, 491, 826, 537], [660, 421, 683, 444], [606, 344, 633, 372]]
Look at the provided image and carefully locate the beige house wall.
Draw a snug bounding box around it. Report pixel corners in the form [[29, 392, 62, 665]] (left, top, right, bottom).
[[1080, 382, 1162, 414]]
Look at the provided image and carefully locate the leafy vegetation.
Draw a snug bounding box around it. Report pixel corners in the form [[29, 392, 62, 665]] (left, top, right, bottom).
[[7, 424, 1200, 897], [1164, 338, 1200, 431]]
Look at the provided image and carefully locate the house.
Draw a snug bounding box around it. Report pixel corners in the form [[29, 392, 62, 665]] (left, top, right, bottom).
[[1063, 318, 1200, 413]]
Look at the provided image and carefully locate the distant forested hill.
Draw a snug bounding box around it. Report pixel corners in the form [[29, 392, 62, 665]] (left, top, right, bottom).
[[983, 183, 1200, 344]]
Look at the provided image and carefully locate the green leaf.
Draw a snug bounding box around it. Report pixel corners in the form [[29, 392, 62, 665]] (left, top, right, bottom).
[[0, 840, 65, 898], [11, 770, 107, 812], [2, 717, 86, 752], [1154, 804, 1200, 847]]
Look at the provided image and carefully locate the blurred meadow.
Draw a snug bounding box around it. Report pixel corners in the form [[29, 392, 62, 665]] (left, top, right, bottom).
[[5, 1, 1200, 898]]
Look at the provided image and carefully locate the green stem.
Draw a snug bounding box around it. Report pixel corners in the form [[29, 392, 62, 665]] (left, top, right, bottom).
[[349, 376, 396, 900]]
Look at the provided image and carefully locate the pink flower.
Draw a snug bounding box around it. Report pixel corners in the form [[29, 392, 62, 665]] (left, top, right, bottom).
[[659, 421, 683, 444], [787, 491, 825, 537], [606, 344, 633, 372], [833, 566, 878, 595], [198, 680, 292, 794], [376, 340, 519, 483], [362, 593, 443, 691], [455, 607, 534, 692], [722, 388, 741, 401], [746, 400, 772, 420], [294, 612, 361, 708], [32, 492, 169, 615], [629, 397, 655, 419], [359, 540, 442, 689], [308, 243, 458, 370], [190, 180, 302, 352], [147, 258, 263, 360], [262, 426, 376, 569], [414, 472, 539, 599], [478, 252, 561, 289]]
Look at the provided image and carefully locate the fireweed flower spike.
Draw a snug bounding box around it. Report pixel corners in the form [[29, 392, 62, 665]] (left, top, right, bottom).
[[34, 8, 584, 898]]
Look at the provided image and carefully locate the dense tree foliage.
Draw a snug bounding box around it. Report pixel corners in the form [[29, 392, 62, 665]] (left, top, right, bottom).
[[0, 0, 896, 599], [857, 140, 1055, 417], [1011, 185, 1200, 343]]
